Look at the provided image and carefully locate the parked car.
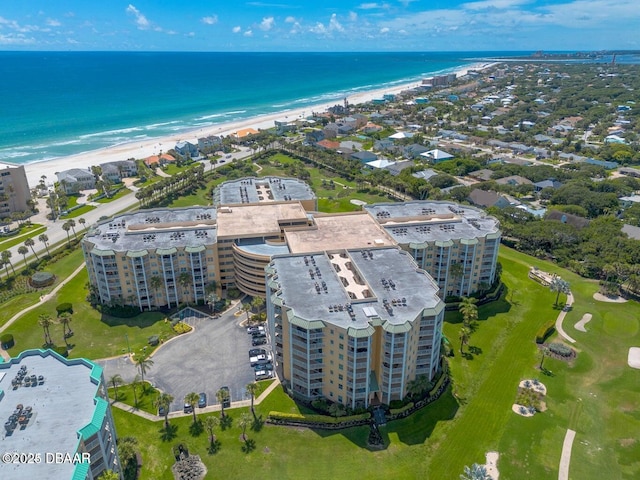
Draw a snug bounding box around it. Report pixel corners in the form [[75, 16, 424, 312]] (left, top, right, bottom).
[[198, 392, 207, 408], [158, 404, 167, 417], [220, 386, 231, 408], [249, 348, 267, 358], [252, 336, 267, 346], [247, 325, 265, 335], [250, 354, 267, 366], [254, 362, 273, 371], [255, 370, 273, 381], [183, 402, 193, 414], [250, 331, 267, 339]]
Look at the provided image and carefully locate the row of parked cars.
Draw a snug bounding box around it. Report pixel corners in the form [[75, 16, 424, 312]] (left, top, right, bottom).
[[247, 325, 274, 381], [182, 386, 230, 414]]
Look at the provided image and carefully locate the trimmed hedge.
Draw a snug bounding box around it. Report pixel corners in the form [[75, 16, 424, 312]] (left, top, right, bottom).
[[173, 322, 192, 334], [1, 333, 15, 349], [56, 302, 73, 315], [548, 342, 573, 357], [267, 411, 370, 425], [390, 402, 414, 416], [536, 320, 556, 344]]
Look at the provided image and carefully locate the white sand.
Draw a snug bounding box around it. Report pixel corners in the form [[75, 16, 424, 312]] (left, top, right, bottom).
[[519, 379, 546, 396], [593, 292, 628, 303], [485, 451, 500, 480], [11, 62, 495, 187], [628, 347, 640, 369], [575, 313, 592, 332]]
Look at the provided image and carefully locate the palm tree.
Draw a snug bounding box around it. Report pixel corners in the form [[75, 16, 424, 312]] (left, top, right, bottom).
[[239, 412, 251, 442], [58, 311, 73, 339], [460, 463, 491, 480], [459, 326, 471, 354], [185, 392, 200, 424], [450, 262, 464, 294], [98, 470, 120, 480], [407, 374, 432, 399], [549, 277, 570, 306], [38, 233, 51, 256], [246, 382, 259, 416], [154, 392, 174, 428], [149, 276, 163, 307], [241, 302, 252, 323], [38, 313, 54, 346], [109, 374, 123, 403], [78, 217, 87, 232], [539, 346, 549, 370], [251, 296, 265, 314], [216, 387, 230, 418], [68, 219, 77, 238], [134, 356, 154, 384], [17, 245, 28, 265], [203, 415, 220, 448], [459, 297, 478, 328], [24, 237, 39, 260], [62, 221, 72, 246], [178, 272, 191, 305], [1, 250, 14, 276], [206, 292, 218, 312], [130, 374, 141, 407]]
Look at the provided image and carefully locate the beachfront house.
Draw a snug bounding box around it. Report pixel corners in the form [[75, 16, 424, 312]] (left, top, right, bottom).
[[351, 151, 378, 163], [100, 160, 138, 183], [56, 168, 96, 194], [175, 141, 198, 158], [197, 135, 222, 152], [420, 148, 454, 164]]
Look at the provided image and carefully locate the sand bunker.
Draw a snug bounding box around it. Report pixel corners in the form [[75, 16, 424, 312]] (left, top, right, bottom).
[[628, 348, 640, 369], [593, 292, 627, 303], [575, 313, 592, 332], [512, 404, 535, 417], [485, 451, 500, 480], [519, 379, 547, 395]]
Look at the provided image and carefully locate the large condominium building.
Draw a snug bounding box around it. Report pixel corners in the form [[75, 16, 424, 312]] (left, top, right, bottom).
[[0, 163, 31, 219], [82, 178, 500, 309], [365, 202, 501, 298], [0, 350, 121, 480], [266, 248, 444, 407]]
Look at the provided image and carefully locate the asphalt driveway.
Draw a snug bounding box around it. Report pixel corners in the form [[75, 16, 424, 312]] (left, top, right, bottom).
[[98, 303, 265, 412]]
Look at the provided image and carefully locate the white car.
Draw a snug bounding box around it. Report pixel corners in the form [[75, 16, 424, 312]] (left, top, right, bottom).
[[255, 370, 273, 381], [249, 353, 272, 366]]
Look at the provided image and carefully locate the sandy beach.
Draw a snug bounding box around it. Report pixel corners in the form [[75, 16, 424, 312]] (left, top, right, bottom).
[[6, 62, 495, 188]]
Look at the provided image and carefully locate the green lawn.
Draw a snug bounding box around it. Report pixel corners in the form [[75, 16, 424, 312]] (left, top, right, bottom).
[[3, 265, 176, 360], [109, 383, 160, 415], [96, 188, 132, 203], [0, 224, 46, 250], [62, 204, 96, 218], [110, 246, 640, 479]]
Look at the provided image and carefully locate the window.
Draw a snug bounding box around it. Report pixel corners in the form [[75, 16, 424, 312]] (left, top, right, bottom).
[[339, 334, 344, 340], [339, 343, 344, 350], [338, 364, 343, 370], [338, 374, 343, 380], [338, 354, 344, 360], [338, 384, 343, 390]]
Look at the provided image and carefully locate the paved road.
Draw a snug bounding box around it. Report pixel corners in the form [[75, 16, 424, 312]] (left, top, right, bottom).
[[97, 302, 269, 413]]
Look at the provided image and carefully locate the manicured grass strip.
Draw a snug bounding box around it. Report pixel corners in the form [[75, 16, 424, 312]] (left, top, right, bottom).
[[96, 188, 131, 203], [0, 225, 46, 249], [109, 383, 160, 415], [61, 204, 96, 218]]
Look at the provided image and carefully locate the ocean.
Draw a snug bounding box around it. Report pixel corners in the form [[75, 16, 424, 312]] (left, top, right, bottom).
[[0, 51, 487, 165], [2, 50, 636, 166]]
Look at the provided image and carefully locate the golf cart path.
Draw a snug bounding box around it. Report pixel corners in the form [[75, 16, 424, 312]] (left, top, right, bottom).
[[555, 292, 576, 344]]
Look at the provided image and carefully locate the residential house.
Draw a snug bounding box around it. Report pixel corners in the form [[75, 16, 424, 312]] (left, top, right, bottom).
[[385, 160, 415, 176], [420, 148, 454, 164], [412, 169, 439, 181], [100, 160, 138, 183], [316, 139, 341, 151], [56, 168, 96, 194], [495, 175, 533, 187], [469, 169, 494, 182], [403, 144, 430, 159], [389, 131, 414, 141], [373, 139, 394, 151], [351, 151, 378, 163], [468, 189, 512, 209], [175, 141, 198, 158], [323, 123, 339, 139], [619, 195, 640, 209], [365, 159, 395, 170], [197, 135, 222, 152], [340, 141, 363, 151], [546, 210, 590, 229], [144, 153, 175, 168], [363, 122, 383, 134], [306, 130, 325, 144], [619, 167, 640, 178], [232, 128, 259, 139], [534, 179, 562, 192]]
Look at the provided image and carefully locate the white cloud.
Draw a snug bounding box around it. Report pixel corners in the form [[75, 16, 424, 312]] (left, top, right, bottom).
[[232, 26, 241, 33], [186, 32, 195, 37], [358, 3, 388, 9], [380, 27, 390, 33], [310, 22, 326, 35], [349, 11, 358, 21], [46, 18, 61, 27], [260, 16, 275, 31], [0, 33, 35, 45], [285, 16, 296, 23], [201, 15, 218, 25], [462, 0, 531, 10], [244, 29, 253, 37], [329, 14, 344, 32], [126, 4, 150, 30]]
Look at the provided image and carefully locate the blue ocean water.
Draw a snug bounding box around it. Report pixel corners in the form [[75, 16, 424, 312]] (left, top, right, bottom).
[[0, 51, 492, 165], [2, 51, 638, 165]]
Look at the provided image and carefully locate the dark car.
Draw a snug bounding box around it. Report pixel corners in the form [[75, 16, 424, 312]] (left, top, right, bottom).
[[158, 404, 167, 416], [251, 331, 267, 340], [220, 386, 231, 408], [249, 348, 267, 358], [254, 362, 273, 371], [247, 325, 265, 335], [252, 336, 267, 346], [183, 402, 193, 414], [198, 392, 207, 408]]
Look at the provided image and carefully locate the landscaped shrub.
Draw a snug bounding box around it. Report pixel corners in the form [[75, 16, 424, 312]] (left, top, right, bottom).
[[227, 288, 242, 299], [389, 402, 414, 416], [548, 342, 573, 357], [267, 411, 370, 425], [0, 333, 15, 349], [103, 305, 139, 318], [56, 302, 73, 315], [173, 322, 192, 334], [536, 320, 556, 344]]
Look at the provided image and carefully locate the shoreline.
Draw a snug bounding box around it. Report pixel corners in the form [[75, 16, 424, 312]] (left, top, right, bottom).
[[3, 61, 496, 187]]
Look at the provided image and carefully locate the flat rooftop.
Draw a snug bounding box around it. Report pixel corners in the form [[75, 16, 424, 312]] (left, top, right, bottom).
[[216, 202, 309, 238], [285, 212, 395, 253], [85, 207, 217, 253], [0, 351, 101, 480], [364, 201, 500, 244], [271, 248, 441, 331], [214, 177, 316, 205]]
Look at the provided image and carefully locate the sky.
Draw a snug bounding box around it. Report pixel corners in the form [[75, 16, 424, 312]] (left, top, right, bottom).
[[0, 0, 638, 52]]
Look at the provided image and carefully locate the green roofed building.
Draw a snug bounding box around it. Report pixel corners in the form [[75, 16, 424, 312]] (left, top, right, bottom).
[[0, 349, 121, 480]]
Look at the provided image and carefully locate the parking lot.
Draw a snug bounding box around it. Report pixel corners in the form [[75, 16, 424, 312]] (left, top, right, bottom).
[[98, 303, 272, 413]]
